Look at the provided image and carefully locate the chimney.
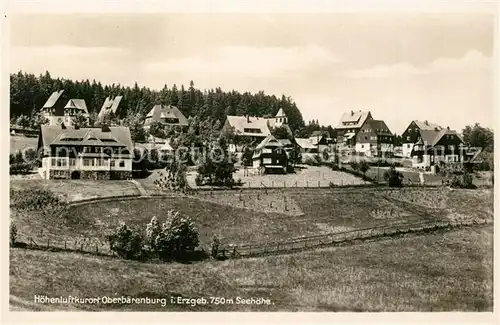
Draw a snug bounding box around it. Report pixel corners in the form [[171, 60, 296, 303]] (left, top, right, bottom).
[[447, 126, 450, 130], [247, 115, 250, 123], [101, 124, 111, 132], [350, 110, 354, 116], [434, 127, 439, 131], [424, 120, 429, 126]]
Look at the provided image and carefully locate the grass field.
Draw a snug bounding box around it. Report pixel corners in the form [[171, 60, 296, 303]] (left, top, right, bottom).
[[10, 187, 494, 251], [10, 180, 141, 202], [10, 225, 493, 311], [10, 135, 38, 154]]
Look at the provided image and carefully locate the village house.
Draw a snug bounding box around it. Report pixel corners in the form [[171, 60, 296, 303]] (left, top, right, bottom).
[[37, 124, 134, 180], [98, 95, 123, 121], [411, 126, 465, 171], [335, 110, 373, 149], [144, 104, 188, 130], [309, 130, 333, 153], [252, 134, 288, 174], [401, 120, 443, 158], [41, 90, 90, 127], [222, 108, 292, 152], [355, 119, 394, 157]]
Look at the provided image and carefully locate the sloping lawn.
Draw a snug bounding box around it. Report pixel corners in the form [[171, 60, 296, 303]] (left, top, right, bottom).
[[10, 180, 140, 202], [10, 225, 493, 312]]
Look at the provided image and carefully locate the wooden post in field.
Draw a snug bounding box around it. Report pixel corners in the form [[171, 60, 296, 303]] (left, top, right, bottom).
[[64, 241, 67, 250], [318, 180, 320, 188], [47, 239, 50, 248]]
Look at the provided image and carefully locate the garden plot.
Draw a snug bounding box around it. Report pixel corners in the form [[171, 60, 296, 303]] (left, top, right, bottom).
[[194, 190, 303, 216]]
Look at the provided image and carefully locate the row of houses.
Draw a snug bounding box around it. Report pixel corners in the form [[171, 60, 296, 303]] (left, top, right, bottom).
[[34, 90, 473, 179]]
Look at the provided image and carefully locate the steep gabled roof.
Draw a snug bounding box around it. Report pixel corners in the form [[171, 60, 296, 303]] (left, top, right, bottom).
[[64, 99, 89, 114], [99, 96, 123, 118], [40, 125, 133, 151], [336, 110, 371, 129], [145, 105, 188, 126], [42, 90, 64, 109], [275, 108, 285, 117], [295, 138, 316, 149], [417, 128, 464, 147], [413, 120, 442, 131], [225, 115, 271, 137], [255, 134, 283, 150], [368, 119, 393, 136]]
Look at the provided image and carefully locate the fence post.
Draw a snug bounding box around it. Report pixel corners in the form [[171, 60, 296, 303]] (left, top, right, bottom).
[[47, 239, 50, 248], [284, 181, 286, 188], [318, 180, 320, 188], [96, 244, 99, 254], [80, 243, 84, 251], [64, 241, 67, 250]]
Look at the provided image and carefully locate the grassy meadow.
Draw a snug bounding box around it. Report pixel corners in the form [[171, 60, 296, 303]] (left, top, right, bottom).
[[10, 225, 493, 311]]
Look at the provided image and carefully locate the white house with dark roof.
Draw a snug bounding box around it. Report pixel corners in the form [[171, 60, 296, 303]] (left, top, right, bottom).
[[222, 108, 292, 152], [401, 120, 443, 158], [37, 125, 133, 180], [410, 127, 465, 170], [98, 96, 123, 120], [335, 110, 373, 148], [40, 90, 90, 127], [144, 104, 188, 129]]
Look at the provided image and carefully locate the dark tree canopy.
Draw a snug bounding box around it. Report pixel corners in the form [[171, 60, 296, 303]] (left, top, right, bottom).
[[10, 71, 306, 134]]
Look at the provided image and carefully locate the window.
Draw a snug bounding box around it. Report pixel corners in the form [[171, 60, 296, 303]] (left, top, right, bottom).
[[263, 148, 272, 154], [406, 136, 411, 141], [361, 144, 364, 148], [83, 159, 90, 166], [263, 158, 272, 164], [119, 161, 125, 167], [96, 159, 102, 167], [70, 159, 76, 166], [110, 160, 115, 167], [95, 147, 102, 153], [51, 158, 56, 166], [91, 159, 95, 166]]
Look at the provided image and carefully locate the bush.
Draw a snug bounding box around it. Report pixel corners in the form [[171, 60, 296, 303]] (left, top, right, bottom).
[[449, 172, 477, 189], [359, 160, 370, 179], [10, 222, 18, 247], [383, 165, 403, 187], [349, 161, 360, 171], [145, 211, 199, 261], [107, 223, 144, 260]]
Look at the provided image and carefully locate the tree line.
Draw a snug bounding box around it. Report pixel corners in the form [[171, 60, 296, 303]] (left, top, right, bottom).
[[10, 70, 306, 133]]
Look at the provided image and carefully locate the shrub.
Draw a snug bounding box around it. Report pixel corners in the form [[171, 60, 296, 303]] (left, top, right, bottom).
[[349, 161, 360, 171], [146, 210, 200, 261], [107, 223, 144, 260], [10, 222, 18, 247], [384, 165, 403, 187], [359, 160, 370, 179], [449, 172, 477, 189], [303, 156, 320, 166]]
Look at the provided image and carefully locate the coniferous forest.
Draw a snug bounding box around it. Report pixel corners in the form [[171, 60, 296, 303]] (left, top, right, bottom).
[[10, 70, 308, 133]]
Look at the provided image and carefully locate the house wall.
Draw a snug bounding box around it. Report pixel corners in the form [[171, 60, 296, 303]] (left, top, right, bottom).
[[41, 155, 132, 180], [402, 143, 414, 158]]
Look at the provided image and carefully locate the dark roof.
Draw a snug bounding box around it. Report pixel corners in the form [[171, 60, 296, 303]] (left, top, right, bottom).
[[416, 128, 464, 147], [40, 125, 133, 151], [367, 119, 393, 136]]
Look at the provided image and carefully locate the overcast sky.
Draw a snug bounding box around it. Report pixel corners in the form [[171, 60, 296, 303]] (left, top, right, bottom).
[[10, 12, 495, 134]]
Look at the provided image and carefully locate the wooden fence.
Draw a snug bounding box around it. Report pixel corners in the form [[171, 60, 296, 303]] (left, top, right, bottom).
[[215, 218, 491, 259]]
